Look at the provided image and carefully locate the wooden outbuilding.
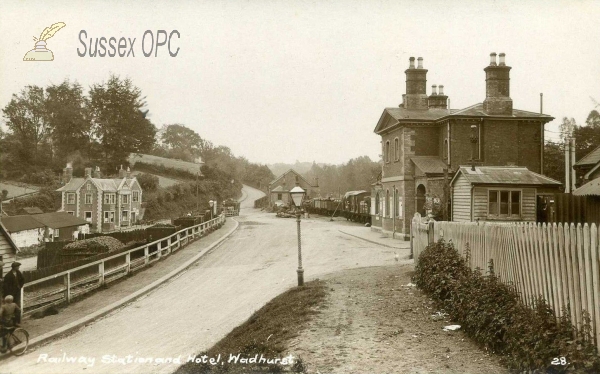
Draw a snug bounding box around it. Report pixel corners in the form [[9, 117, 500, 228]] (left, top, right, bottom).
[[451, 166, 561, 222]]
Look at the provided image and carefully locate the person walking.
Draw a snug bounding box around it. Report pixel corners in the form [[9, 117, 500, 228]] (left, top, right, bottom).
[[2, 262, 24, 308]]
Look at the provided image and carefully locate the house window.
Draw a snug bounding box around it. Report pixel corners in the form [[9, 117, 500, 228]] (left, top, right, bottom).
[[85, 211, 92, 222], [54, 229, 60, 237], [444, 139, 448, 160], [488, 190, 521, 217], [132, 191, 139, 202], [122, 194, 129, 204], [85, 193, 93, 204], [122, 210, 129, 221], [375, 193, 380, 214], [104, 211, 115, 223], [104, 193, 116, 204], [277, 193, 282, 200], [67, 193, 75, 205], [86, 184, 92, 191], [395, 189, 400, 217], [385, 141, 390, 163], [394, 138, 399, 161], [385, 190, 390, 217]]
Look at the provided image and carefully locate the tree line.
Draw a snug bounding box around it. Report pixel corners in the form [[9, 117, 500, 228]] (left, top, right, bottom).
[[0, 77, 274, 190]]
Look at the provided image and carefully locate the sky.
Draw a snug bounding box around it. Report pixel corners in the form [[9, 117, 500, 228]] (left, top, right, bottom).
[[1, 0, 599, 165]]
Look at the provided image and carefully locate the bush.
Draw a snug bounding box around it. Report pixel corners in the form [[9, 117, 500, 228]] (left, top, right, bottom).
[[413, 240, 600, 373], [136, 172, 160, 192], [63, 236, 125, 254]]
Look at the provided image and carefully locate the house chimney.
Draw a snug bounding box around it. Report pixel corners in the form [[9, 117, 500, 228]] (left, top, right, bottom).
[[483, 52, 513, 115], [126, 166, 131, 178], [431, 85, 438, 95], [428, 84, 448, 109], [118, 165, 126, 178], [93, 166, 101, 178], [85, 167, 92, 178], [63, 163, 73, 184], [405, 56, 428, 110]]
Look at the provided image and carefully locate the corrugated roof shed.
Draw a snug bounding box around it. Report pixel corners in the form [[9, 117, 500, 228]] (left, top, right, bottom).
[[1, 215, 44, 232], [32, 212, 89, 229], [573, 178, 600, 196], [452, 166, 561, 186]]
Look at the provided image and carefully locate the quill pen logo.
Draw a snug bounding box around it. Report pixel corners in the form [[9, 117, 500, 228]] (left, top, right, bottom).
[[23, 22, 66, 61]]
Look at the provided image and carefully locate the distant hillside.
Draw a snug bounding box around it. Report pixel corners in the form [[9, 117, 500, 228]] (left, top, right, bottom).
[[268, 161, 322, 178]]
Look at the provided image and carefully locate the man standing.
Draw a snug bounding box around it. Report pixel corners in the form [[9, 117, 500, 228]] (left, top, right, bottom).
[[3, 262, 24, 308]]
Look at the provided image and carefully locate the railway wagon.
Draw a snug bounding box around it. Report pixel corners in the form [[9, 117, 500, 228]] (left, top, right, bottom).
[[341, 190, 371, 224], [310, 197, 341, 217]]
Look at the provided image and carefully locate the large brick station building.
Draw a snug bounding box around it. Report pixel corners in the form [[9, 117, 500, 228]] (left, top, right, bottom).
[[371, 53, 554, 238]]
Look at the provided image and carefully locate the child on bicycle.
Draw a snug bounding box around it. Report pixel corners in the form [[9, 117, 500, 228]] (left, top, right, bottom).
[[0, 295, 21, 353]]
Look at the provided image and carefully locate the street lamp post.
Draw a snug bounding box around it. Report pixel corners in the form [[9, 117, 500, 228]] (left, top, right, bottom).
[[290, 186, 305, 286], [209, 200, 214, 221]]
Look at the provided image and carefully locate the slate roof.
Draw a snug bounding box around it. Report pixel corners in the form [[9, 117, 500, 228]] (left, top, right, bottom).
[[574, 145, 600, 167], [450, 103, 553, 119], [269, 169, 315, 188], [0, 221, 19, 253], [451, 166, 561, 187], [1, 212, 89, 232], [375, 103, 553, 134], [573, 178, 600, 196], [411, 156, 448, 175], [57, 177, 136, 192]]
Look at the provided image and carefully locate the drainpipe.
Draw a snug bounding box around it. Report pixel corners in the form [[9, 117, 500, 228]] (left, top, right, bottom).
[[470, 185, 475, 221], [392, 184, 396, 239]]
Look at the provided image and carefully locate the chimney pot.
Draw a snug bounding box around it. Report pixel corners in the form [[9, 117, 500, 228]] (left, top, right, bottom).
[[431, 85, 437, 95], [439, 85, 444, 95], [409, 57, 415, 69], [417, 57, 423, 69], [498, 52, 506, 66], [490, 52, 497, 66]]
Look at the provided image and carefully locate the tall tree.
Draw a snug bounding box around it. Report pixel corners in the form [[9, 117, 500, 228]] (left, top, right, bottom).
[[88, 75, 156, 170], [160, 124, 203, 162], [2, 85, 51, 167], [45, 80, 91, 164]]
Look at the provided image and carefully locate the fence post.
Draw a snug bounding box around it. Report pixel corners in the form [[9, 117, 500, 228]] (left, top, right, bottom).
[[64, 272, 71, 303], [427, 220, 435, 245], [157, 241, 162, 259], [126, 252, 131, 274], [144, 246, 149, 264], [99, 262, 105, 286]]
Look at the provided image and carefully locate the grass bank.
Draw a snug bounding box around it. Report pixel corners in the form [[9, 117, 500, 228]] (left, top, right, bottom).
[[175, 280, 327, 374]]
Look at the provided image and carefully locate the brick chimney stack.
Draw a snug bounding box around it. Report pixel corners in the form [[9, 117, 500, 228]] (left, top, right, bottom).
[[93, 166, 101, 178], [63, 163, 73, 184], [428, 84, 448, 109], [483, 52, 513, 115], [118, 165, 126, 178], [85, 167, 92, 178], [404, 56, 428, 110]]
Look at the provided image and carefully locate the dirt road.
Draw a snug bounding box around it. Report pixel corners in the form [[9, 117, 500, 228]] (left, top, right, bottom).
[[1, 185, 404, 374]]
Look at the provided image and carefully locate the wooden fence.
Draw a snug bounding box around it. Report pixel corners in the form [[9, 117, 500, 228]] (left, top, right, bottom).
[[20, 214, 227, 318], [411, 213, 600, 350]]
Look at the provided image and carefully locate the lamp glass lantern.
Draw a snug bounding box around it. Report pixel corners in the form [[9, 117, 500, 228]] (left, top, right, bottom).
[[289, 186, 305, 209]]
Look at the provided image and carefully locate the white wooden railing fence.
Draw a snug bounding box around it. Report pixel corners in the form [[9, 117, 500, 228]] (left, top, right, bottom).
[[411, 213, 600, 351], [21, 214, 227, 317]]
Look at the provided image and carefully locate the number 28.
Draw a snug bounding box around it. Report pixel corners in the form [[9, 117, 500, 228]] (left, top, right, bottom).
[[551, 357, 567, 365]]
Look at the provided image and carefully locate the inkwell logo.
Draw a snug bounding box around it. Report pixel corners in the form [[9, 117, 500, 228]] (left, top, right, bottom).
[[23, 22, 66, 61]]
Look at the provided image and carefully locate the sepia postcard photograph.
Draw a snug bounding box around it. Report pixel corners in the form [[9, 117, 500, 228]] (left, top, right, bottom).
[[1, 0, 600, 373]]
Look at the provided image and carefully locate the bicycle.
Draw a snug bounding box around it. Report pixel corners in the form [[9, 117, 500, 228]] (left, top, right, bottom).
[[1, 326, 29, 356]]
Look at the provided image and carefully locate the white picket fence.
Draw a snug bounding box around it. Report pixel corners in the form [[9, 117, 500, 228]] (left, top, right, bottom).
[[21, 214, 227, 317], [411, 213, 600, 350]]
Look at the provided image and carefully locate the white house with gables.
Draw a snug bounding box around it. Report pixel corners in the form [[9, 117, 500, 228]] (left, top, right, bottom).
[[57, 164, 143, 233]]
